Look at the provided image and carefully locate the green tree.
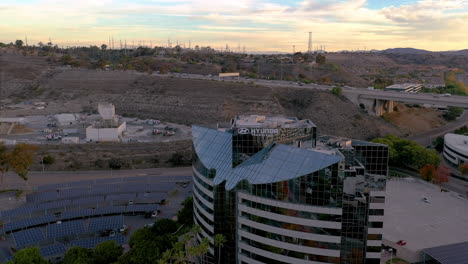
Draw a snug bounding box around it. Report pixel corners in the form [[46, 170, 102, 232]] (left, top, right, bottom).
[[372, 135, 440, 169], [157, 225, 209, 264], [101, 44, 107, 50], [433, 136, 444, 152], [93, 241, 123, 264], [177, 196, 194, 226], [214, 234, 226, 264], [6, 247, 48, 264], [331, 86, 343, 96], [15, 40, 24, 48], [152, 218, 178, 235], [63, 247, 93, 264], [41, 154, 55, 165], [8, 143, 38, 181], [0, 143, 10, 190], [443, 107, 463, 121]]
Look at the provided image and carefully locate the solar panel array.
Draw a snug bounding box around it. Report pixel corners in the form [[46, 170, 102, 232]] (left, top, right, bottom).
[[70, 234, 125, 249], [88, 215, 124, 233], [40, 243, 67, 257], [423, 241, 468, 264], [3, 215, 56, 233], [27, 182, 176, 203], [13, 227, 45, 247], [2, 204, 158, 233], [46, 220, 85, 239]]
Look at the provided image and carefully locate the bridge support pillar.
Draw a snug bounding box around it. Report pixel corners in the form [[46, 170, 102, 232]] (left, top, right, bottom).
[[357, 98, 396, 116]]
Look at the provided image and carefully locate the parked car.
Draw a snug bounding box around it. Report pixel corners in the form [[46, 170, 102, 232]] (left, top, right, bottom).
[[397, 240, 407, 246]]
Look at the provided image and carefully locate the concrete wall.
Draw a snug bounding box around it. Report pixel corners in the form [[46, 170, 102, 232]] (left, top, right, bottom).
[[344, 92, 395, 116], [86, 122, 126, 142]]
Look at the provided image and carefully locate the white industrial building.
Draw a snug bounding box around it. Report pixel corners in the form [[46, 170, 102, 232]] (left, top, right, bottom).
[[55, 114, 77, 126], [385, 83, 422, 93], [86, 103, 126, 142]]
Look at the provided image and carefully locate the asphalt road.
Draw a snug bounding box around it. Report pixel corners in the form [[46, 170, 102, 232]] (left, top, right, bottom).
[[406, 111, 468, 146]]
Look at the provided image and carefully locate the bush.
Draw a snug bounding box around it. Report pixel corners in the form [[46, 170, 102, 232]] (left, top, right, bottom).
[[331, 86, 343, 96], [167, 152, 185, 166], [108, 158, 122, 170], [443, 106, 463, 121], [41, 154, 55, 165], [359, 103, 365, 110]]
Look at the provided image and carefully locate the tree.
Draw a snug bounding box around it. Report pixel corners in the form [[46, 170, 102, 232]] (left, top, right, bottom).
[[93, 241, 123, 264], [108, 158, 122, 169], [315, 54, 326, 64], [157, 225, 210, 264], [460, 163, 468, 175], [214, 234, 226, 264], [420, 164, 436, 182], [6, 247, 48, 264], [433, 136, 444, 152], [101, 44, 107, 51], [0, 143, 10, 190], [177, 196, 194, 226], [63, 246, 93, 264], [434, 165, 450, 189], [443, 106, 463, 121], [331, 86, 343, 96], [41, 154, 55, 165], [15, 40, 24, 48], [8, 143, 38, 181]]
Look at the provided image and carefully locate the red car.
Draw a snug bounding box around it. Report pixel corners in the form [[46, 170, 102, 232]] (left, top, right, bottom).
[[397, 240, 407, 246]]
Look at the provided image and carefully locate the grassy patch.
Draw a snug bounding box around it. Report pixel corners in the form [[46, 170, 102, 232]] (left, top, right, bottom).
[[386, 258, 409, 264]]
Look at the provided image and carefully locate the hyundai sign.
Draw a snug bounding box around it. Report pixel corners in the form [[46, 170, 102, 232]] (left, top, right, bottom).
[[236, 128, 280, 136]]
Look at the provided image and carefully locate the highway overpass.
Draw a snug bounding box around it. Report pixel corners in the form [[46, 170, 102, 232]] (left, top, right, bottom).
[[343, 89, 468, 116]]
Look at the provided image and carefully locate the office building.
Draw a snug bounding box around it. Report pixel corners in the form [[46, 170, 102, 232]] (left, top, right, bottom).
[[385, 83, 422, 93], [443, 133, 468, 167], [192, 115, 389, 264]]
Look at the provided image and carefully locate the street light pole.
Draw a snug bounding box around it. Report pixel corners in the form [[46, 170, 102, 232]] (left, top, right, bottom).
[[389, 248, 393, 263]]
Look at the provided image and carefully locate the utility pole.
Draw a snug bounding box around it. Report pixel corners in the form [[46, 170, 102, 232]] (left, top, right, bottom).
[[293, 45, 295, 54], [308, 32, 312, 53]]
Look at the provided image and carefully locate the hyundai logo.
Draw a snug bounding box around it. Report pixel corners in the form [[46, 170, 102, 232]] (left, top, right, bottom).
[[238, 128, 250, 134]]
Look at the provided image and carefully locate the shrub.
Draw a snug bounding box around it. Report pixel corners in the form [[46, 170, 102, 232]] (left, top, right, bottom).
[[108, 158, 122, 170], [331, 86, 343, 96], [41, 154, 55, 165]]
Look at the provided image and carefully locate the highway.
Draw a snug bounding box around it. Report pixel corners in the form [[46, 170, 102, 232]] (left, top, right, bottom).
[[157, 72, 468, 108]]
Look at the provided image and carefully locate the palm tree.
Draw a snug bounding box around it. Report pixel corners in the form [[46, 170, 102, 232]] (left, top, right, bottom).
[[214, 234, 226, 264]]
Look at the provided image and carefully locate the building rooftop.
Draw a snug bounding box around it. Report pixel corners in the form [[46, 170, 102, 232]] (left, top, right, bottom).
[[384, 178, 468, 252], [231, 115, 315, 129], [444, 133, 468, 153]]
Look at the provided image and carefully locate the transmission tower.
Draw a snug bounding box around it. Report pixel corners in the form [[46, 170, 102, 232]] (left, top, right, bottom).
[[307, 32, 312, 53]]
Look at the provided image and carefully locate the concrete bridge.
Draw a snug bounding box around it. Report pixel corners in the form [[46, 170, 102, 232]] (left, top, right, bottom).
[[343, 89, 468, 116]]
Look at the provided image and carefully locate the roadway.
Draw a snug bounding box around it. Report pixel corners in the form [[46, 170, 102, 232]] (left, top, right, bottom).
[[157, 72, 468, 108], [407, 111, 468, 146]]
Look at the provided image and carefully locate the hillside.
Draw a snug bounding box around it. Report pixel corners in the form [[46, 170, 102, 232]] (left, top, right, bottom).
[[0, 52, 403, 140]]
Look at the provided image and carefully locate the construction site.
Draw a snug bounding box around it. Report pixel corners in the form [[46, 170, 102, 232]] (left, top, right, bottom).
[[0, 103, 190, 145]]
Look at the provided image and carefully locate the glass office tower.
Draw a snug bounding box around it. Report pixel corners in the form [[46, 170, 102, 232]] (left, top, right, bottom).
[[192, 115, 388, 264]]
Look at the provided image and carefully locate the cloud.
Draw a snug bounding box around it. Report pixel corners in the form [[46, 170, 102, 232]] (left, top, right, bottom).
[[0, 0, 467, 51]]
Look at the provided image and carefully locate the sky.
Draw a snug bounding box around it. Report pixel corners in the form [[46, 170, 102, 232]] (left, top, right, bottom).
[[1, 0, 468, 52]]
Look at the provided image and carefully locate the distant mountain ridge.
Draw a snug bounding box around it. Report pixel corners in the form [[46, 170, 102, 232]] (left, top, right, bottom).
[[380, 48, 468, 55]]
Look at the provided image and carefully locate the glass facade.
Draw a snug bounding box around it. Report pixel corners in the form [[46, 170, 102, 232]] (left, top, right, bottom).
[[192, 116, 388, 264]]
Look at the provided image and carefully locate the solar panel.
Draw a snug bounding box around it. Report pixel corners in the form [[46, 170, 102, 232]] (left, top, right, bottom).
[[46, 220, 85, 239], [69, 180, 95, 187], [37, 183, 68, 191], [88, 215, 124, 233], [3, 215, 56, 233], [73, 196, 105, 205], [13, 227, 45, 247], [126, 204, 159, 213], [423, 241, 468, 264], [70, 234, 125, 249], [40, 243, 66, 257], [95, 177, 121, 184], [105, 193, 136, 201]]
